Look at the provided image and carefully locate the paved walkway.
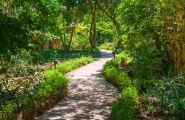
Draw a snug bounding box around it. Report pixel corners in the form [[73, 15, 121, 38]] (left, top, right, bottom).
[[35, 50, 120, 120]]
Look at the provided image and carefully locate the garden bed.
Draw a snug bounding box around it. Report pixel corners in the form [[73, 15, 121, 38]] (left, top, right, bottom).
[[0, 56, 94, 120], [103, 51, 184, 120], [103, 58, 139, 120]]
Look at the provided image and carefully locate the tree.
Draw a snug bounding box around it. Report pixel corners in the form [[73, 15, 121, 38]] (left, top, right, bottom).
[[116, 0, 167, 78], [116, 0, 185, 77], [0, 0, 63, 56], [157, 0, 185, 74], [88, 0, 97, 48], [96, 0, 123, 48]]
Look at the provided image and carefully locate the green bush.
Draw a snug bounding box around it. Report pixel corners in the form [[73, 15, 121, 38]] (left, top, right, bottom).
[[0, 69, 70, 119], [103, 56, 139, 120], [4, 50, 33, 76], [35, 69, 69, 100], [150, 76, 185, 119], [92, 48, 101, 55], [111, 100, 134, 120], [111, 87, 138, 120], [98, 43, 115, 50], [121, 87, 139, 104], [31, 49, 90, 63], [103, 60, 133, 89], [57, 56, 94, 74]]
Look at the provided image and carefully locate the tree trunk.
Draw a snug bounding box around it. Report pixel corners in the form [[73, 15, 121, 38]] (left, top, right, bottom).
[[67, 28, 75, 53], [182, 20, 185, 74], [88, 0, 96, 48]]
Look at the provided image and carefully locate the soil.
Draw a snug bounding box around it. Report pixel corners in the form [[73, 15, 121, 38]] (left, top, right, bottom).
[[34, 50, 120, 120]]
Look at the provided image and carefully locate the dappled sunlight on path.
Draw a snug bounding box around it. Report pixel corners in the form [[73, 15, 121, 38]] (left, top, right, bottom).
[[35, 50, 120, 120]]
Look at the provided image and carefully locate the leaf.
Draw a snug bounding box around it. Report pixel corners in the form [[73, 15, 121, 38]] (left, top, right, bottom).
[[167, 64, 173, 78], [149, 104, 154, 111]]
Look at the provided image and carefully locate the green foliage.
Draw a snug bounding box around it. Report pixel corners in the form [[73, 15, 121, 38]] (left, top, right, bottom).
[[116, 0, 170, 79], [0, 69, 70, 119], [103, 59, 135, 89], [98, 42, 115, 50], [121, 87, 139, 104], [0, 11, 29, 56], [132, 49, 165, 80], [111, 100, 135, 120], [103, 58, 139, 120], [111, 87, 138, 120], [73, 33, 90, 50], [0, 101, 17, 119], [57, 56, 94, 74], [36, 69, 69, 100], [31, 49, 90, 63], [5, 50, 33, 76], [150, 75, 185, 119], [92, 48, 101, 55], [115, 51, 132, 64], [96, 21, 114, 45]]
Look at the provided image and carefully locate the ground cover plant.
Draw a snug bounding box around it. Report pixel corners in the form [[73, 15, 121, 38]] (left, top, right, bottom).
[[57, 56, 94, 74], [98, 42, 115, 50], [138, 74, 185, 119], [103, 52, 139, 120], [31, 49, 91, 64], [0, 52, 94, 120], [104, 50, 185, 119], [0, 69, 69, 120]]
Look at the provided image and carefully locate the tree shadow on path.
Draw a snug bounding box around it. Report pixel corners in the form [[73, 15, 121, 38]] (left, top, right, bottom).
[[35, 50, 119, 120]]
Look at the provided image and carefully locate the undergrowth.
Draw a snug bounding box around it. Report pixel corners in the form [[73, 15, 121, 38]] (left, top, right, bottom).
[[103, 51, 139, 120], [56, 56, 94, 74], [103, 51, 185, 120], [0, 56, 94, 120]]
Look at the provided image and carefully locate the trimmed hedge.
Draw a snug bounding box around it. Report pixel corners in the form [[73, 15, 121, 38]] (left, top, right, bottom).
[[103, 58, 139, 120]]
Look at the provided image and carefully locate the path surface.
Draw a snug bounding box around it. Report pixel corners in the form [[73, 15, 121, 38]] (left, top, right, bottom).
[[35, 50, 120, 120]]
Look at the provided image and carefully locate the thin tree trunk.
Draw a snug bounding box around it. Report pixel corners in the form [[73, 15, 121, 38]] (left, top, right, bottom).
[[182, 20, 185, 74], [89, 21, 93, 47], [88, 0, 96, 48], [67, 28, 75, 53]]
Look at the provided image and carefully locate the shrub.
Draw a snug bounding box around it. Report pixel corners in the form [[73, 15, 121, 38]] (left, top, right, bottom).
[[0, 69, 70, 120], [111, 87, 138, 120], [4, 50, 33, 76], [103, 60, 133, 89], [57, 56, 94, 74], [103, 53, 139, 120], [35, 69, 69, 100], [92, 48, 101, 55], [98, 43, 115, 50], [150, 75, 185, 119]]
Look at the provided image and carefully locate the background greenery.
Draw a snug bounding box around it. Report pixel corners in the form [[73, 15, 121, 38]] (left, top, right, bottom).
[[1, 0, 185, 119]]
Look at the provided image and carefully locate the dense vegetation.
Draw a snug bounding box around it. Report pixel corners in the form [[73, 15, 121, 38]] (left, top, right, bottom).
[[0, 56, 94, 119], [103, 52, 139, 120], [103, 51, 185, 119], [1, 0, 185, 119]]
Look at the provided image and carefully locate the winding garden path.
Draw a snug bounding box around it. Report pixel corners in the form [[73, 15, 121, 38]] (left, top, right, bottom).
[[35, 50, 120, 120]]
